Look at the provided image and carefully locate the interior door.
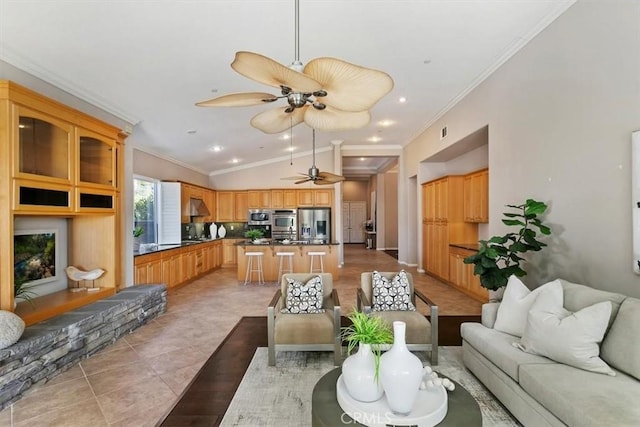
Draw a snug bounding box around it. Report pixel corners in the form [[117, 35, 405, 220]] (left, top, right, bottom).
[[342, 201, 367, 243]]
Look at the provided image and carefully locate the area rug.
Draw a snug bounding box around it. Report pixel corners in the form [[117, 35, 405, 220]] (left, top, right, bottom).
[[220, 347, 520, 426]]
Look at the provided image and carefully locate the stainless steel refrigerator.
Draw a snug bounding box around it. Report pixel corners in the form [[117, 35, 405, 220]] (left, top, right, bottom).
[[297, 207, 331, 242]]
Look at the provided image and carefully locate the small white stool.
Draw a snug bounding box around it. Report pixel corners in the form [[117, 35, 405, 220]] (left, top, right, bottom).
[[276, 252, 295, 284], [244, 252, 265, 285], [308, 251, 326, 274]]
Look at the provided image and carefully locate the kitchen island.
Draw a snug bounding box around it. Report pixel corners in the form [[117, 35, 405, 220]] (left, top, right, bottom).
[[236, 241, 340, 281]]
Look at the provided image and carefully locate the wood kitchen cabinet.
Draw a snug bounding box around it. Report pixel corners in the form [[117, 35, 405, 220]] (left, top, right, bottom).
[[134, 252, 163, 285], [222, 238, 242, 266], [271, 189, 297, 208], [203, 188, 217, 222], [422, 176, 477, 282], [297, 189, 314, 206], [314, 189, 332, 206], [248, 190, 271, 208], [234, 192, 248, 221], [463, 169, 489, 223], [216, 191, 234, 221], [449, 246, 488, 302]]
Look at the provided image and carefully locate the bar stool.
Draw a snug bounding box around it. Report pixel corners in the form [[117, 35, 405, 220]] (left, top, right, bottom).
[[244, 252, 265, 285], [308, 251, 326, 274], [276, 252, 295, 284]]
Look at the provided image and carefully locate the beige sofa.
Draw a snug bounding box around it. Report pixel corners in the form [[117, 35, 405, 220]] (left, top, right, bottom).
[[461, 280, 640, 426]]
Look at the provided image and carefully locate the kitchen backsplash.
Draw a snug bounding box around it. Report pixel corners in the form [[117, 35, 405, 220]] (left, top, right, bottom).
[[181, 222, 271, 240]]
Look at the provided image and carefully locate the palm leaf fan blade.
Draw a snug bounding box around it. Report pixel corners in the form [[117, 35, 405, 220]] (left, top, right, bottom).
[[250, 107, 305, 134], [231, 51, 322, 93], [196, 92, 278, 107], [304, 57, 394, 112], [304, 106, 370, 131]]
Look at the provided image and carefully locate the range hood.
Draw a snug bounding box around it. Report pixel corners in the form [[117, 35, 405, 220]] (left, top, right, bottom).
[[189, 198, 210, 217]]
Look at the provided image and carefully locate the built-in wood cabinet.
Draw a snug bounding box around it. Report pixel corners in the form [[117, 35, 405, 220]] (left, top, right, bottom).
[[135, 240, 222, 288], [463, 169, 489, 223], [314, 189, 332, 206], [216, 191, 248, 222], [203, 188, 216, 223], [449, 246, 488, 301], [222, 238, 242, 266], [422, 176, 477, 282], [0, 80, 124, 318], [248, 190, 271, 209], [271, 189, 297, 209], [297, 189, 314, 206]]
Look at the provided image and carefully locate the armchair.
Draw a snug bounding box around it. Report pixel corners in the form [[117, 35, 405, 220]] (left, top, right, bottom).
[[267, 273, 341, 366], [358, 271, 438, 365]]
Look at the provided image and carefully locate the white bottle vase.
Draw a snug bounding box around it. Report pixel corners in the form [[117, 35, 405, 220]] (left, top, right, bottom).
[[209, 222, 217, 240], [380, 321, 423, 416], [218, 224, 226, 238], [342, 343, 384, 402]]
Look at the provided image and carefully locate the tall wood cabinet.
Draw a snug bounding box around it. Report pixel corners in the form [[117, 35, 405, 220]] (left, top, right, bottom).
[[422, 176, 477, 282], [463, 169, 489, 223], [0, 81, 124, 321]]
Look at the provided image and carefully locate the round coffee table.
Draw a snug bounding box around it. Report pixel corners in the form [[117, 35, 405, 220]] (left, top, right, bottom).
[[312, 368, 482, 426]]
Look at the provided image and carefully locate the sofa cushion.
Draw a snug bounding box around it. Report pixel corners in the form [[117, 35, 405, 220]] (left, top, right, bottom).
[[559, 279, 626, 328], [601, 297, 640, 380], [274, 310, 335, 344], [461, 322, 555, 382], [494, 276, 562, 337], [520, 363, 640, 426], [515, 289, 615, 376]]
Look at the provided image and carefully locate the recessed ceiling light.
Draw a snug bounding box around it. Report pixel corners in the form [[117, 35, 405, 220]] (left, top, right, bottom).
[[209, 145, 222, 152], [231, 158, 239, 164], [378, 119, 395, 127], [360, 157, 365, 161], [282, 134, 290, 140], [423, 59, 432, 64], [399, 97, 407, 103], [186, 129, 197, 134], [368, 136, 382, 143], [286, 146, 296, 152]]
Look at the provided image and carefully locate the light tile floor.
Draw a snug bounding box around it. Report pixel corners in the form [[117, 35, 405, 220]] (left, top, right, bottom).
[[0, 245, 481, 426]]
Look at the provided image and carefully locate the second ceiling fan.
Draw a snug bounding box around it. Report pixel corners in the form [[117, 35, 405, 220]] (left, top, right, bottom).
[[196, 0, 394, 135], [282, 128, 345, 185]]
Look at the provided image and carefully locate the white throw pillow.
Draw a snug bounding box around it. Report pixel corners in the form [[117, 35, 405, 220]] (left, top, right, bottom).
[[0, 310, 25, 349], [514, 289, 615, 376], [493, 276, 562, 337]]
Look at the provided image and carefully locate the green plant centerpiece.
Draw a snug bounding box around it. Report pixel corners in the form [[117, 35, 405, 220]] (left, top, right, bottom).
[[342, 310, 393, 380], [464, 198, 552, 291], [244, 229, 264, 242]]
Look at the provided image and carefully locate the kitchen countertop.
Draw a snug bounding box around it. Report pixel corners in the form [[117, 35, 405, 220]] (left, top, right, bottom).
[[450, 242, 480, 251], [134, 238, 224, 257], [235, 240, 340, 247]]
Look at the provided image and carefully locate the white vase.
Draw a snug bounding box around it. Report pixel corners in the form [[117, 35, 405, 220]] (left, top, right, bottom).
[[342, 343, 384, 402], [218, 224, 226, 238], [209, 222, 217, 240], [380, 321, 423, 416]]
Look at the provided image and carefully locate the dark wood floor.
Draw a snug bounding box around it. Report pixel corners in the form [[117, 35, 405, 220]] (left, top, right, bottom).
[[159, 314, 478, 426]]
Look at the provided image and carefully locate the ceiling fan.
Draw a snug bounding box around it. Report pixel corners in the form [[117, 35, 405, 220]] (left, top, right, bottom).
[[282, 128, 345, 185], [195, 0, 394, 135]]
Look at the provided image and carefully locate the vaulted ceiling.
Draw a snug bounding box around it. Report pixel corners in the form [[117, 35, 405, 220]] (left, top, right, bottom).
[[0, 0, 574, 175]]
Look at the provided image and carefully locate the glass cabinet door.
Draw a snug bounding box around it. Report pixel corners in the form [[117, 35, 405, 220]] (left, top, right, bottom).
[[17, 107, 72, 182], [78, 128, 116, 188]]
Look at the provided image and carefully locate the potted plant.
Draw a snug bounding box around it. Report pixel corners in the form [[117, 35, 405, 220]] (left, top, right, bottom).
[[340, 310, 393, 402], [244, 229, 264, 242], [14, 277, 37, 308], [463, 198, 552, 293]]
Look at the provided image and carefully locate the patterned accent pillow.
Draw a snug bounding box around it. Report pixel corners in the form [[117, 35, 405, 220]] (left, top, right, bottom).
[[281, 276, 325, 314], [372, 270, 416, 311]]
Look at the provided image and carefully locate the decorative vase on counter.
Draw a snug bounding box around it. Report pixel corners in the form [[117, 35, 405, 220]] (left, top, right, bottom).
[[218, 224, 226, 238], [342, 343, 384, 402], [379, 321, 423, 416], [209, 222, 217, 240]]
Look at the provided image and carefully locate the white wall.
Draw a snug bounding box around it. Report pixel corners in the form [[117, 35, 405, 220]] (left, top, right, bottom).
[[404, 0, 640, 297]]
